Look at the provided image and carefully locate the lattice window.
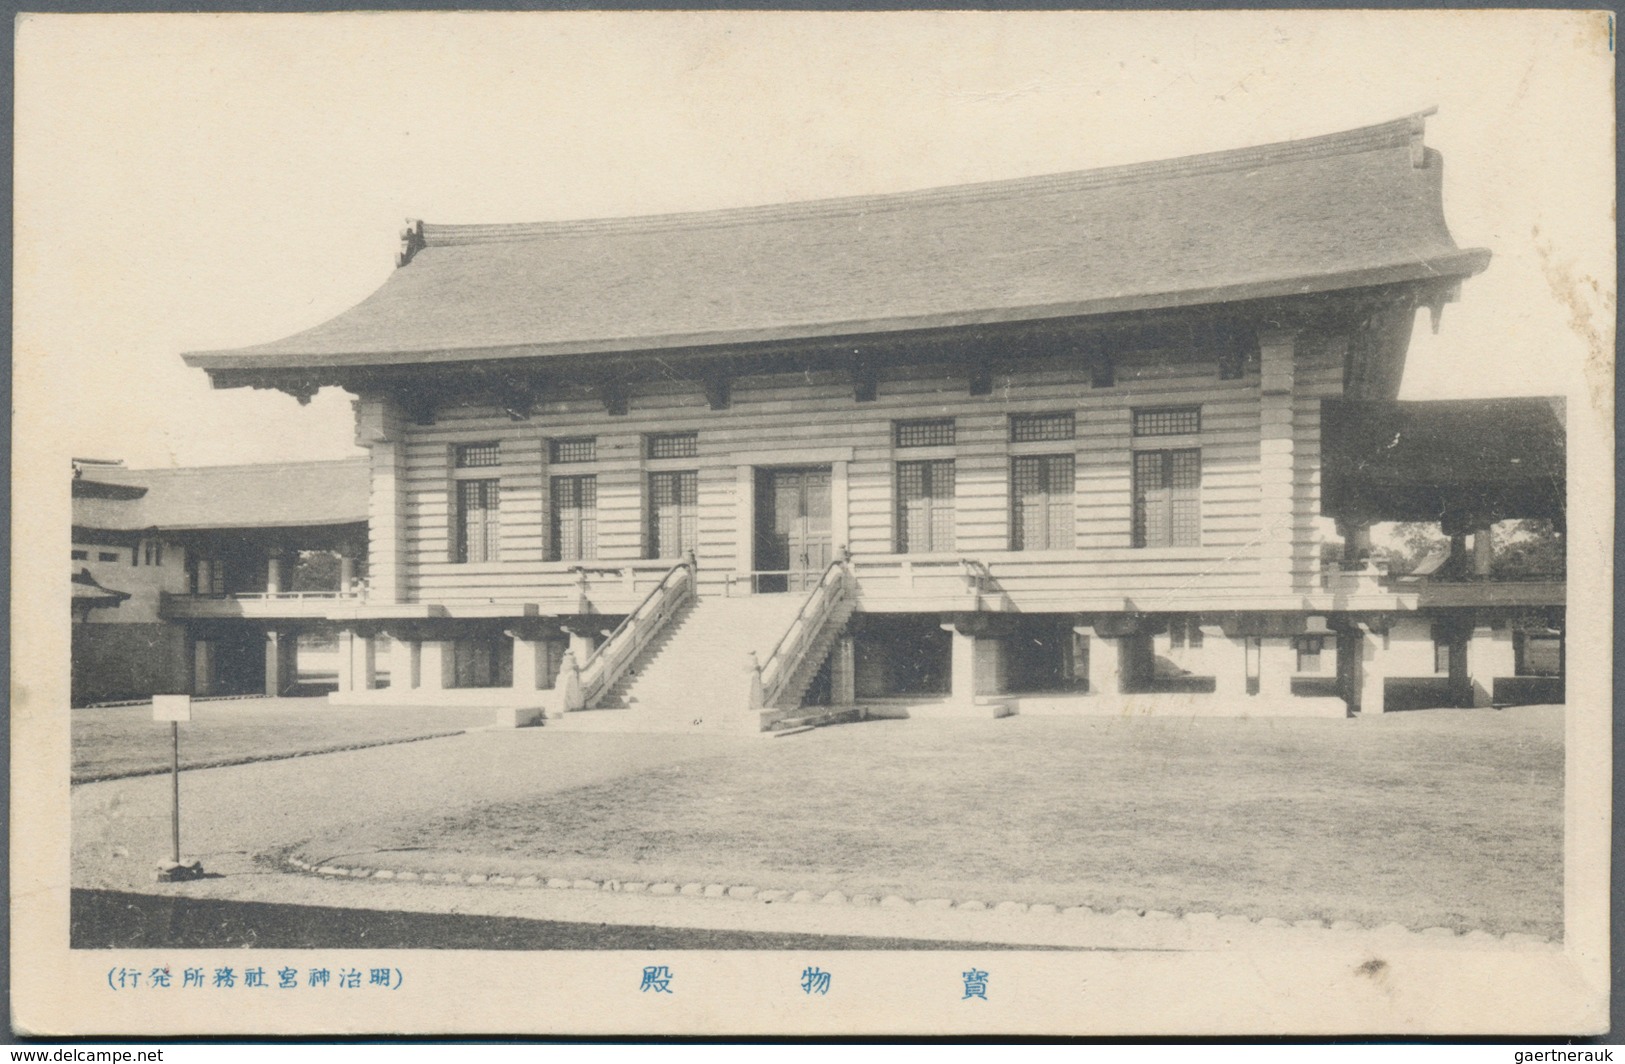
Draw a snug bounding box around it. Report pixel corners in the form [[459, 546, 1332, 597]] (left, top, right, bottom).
[[648, 471, 698, 558], [550, 475, 597, 561], [455, 441, 500, 468], [1132, 449, 1200, 548], [1011, 454, 1075, 550], [1010, 412, 1075, 443], [646, 432, 699, 460], [894, 418, 956, 448], [456, 479, 501, 563], [895, 460, 955, 553], [549, 437, 597, 464], [1132, 406, 1202, 437]]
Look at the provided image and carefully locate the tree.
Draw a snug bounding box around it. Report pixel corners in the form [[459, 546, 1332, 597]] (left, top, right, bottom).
[[1374, 521, 1449, 576], [1493, 519, 1564, 578], [290, 550, 341, 591]]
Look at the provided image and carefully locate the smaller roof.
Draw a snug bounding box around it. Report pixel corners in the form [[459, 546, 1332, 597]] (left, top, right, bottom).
[[74, 459, 370, 532], [71, 568, 130, 609], [1320, 398, 1565, 525]]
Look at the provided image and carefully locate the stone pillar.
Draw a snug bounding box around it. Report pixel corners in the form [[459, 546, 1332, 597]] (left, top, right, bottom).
[[1469, 624, 1516, 707], [1088, 628, 1127, 696], [1354, 624, 1387, 715], [1199, 626, 1237, 696], [831, 635, 856, 705], [1449, 533, 1468, 571], [1258, 330, 1298, 593], [1259, 637, 1296, 699], [266, 550, 285, 595], [419, 640, 453, 691], [1341, 521, 1372, 566], [973, 635, 1004, 697], [735, 464, 756, 584], [357, 631, 378, 691], [335, 630, 377, 693], [264, 629, 294, 697], [510, 633, 551, 692], [944, 624, 979, 705], [355, 396, 410, 604], [192, 639, 214, 696], [1446, 634, 1472, 707], [385, 636, 420, 691]]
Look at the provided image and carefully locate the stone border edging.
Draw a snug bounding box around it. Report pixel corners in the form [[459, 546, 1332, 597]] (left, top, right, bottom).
[[281, 853, 1555, 949], [74, 731, 472, 785]]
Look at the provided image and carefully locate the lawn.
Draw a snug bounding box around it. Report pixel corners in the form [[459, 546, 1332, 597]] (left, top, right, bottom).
[[308, 707, 1564, 938], [72, 698, 499, 782]]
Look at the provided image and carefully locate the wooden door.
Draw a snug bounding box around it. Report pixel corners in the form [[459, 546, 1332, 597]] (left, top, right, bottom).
[[758, 468, 832, 593]]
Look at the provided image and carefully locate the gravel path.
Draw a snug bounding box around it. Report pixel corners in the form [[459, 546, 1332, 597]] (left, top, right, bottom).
[[71, 727, 1555, 951]]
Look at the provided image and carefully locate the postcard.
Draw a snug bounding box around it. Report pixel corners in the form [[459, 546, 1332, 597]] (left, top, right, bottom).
[[12, 9, 1614, 1037]]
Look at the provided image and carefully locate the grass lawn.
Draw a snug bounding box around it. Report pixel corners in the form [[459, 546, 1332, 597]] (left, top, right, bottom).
[[72, 699, 499, 782], [311, 706, 1564, 938]]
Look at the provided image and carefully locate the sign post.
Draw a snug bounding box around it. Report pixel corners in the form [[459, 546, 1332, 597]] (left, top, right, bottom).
[[152, 695, 204, 882]]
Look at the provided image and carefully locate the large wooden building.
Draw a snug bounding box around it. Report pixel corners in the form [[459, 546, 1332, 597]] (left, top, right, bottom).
[[178, 113, 1565, 728]]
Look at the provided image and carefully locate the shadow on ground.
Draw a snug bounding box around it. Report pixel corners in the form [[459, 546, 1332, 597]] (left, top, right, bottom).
[[71, 889, 1071, 951]]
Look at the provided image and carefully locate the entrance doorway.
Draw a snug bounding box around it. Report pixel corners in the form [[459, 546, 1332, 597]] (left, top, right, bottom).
[[754, 467, 832, 593]]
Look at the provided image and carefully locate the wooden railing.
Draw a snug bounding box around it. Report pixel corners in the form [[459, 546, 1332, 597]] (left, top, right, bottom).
[[568, 555, 696, 710], [750, 558, 851, 711]]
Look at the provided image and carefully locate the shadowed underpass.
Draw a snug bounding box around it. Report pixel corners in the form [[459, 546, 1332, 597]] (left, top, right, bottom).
[[71, 889, 1076, 951]]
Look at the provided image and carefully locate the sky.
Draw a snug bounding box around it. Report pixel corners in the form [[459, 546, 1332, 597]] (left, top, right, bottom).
[[14, 11, 1615, 471]]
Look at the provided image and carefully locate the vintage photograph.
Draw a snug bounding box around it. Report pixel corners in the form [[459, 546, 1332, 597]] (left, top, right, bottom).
[[14, 11, 1612, 1036]]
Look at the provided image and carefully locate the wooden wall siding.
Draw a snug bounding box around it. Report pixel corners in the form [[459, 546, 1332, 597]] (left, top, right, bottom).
[[369, 338, 1351, 606]]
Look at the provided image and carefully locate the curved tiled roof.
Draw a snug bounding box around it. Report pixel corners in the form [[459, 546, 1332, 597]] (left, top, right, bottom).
[[185, 113, 1489, 372], [73, 459, 370, 532]]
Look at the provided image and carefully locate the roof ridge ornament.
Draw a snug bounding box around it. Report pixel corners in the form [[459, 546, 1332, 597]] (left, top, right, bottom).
[[1409, 106, 1438, 168], [397, 219, 425, 267]]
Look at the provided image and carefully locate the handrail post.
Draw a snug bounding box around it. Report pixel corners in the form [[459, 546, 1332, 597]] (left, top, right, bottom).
[[747, 652, 765, 711], [558, 650, 583, 712]]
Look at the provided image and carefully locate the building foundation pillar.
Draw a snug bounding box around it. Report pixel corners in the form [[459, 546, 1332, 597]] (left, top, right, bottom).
[[1088, 628, 1128, 696], [1199, 627, 1239, 696], [335, 630, 377, 693], [1259, 636, 1296, 699], [831, 635, 856, 705], [943, 624, 979, 705], [385, 637, 420, 691], [1355, 624, 1387, 715], [192, 639, 215, 696], [510, 634, 552, 692], [419, 640, 453, 691], [264, 629, 295, 697], [1470, 624, 1517, 707]]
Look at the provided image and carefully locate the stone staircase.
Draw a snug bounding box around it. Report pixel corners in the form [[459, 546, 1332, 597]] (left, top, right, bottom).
[[563, 595, 820, 730], [765, 597, 856, 711]]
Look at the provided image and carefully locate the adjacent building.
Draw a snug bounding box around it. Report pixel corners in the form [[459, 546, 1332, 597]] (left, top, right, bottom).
[[71, 458, 370, 703], [168, 113, 1564, 728]]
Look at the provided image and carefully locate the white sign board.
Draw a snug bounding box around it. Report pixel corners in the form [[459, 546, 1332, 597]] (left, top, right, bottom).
[[151, 694, 193, 723]]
